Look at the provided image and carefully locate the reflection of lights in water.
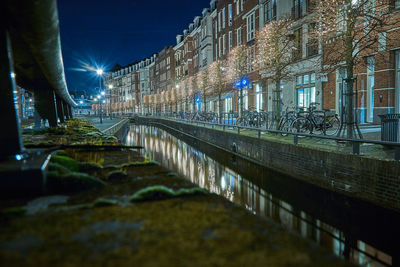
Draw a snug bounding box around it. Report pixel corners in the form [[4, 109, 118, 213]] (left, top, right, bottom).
[[129, 125, 392, 267], [220, 175, 226, 190]]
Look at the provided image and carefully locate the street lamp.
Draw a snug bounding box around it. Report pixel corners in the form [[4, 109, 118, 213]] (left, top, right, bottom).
[[96, 68, 104, 123]]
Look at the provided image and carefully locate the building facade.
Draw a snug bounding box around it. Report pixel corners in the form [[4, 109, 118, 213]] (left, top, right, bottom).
[[103, 0, 400, 125]]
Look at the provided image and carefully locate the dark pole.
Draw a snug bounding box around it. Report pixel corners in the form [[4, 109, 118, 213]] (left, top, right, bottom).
[[34, 89, 58, 127], [56, 95, 65, 123], [63, 101, 70, 120], [0, 29, 23, 158]]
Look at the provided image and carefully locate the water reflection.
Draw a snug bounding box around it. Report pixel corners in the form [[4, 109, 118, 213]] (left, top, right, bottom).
[[126, 125, 394, 267]]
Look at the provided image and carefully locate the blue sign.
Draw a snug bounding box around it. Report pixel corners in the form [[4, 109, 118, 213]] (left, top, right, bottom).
[[234, 77, 249, 88]]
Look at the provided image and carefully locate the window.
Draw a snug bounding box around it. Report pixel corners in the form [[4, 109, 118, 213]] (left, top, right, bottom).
[[264, 0, 276, 23], [237, 27, 242, 45], [236, 0, 240, 15], [296, 73, 316, 108], [225, 95, 233, 112], [255, 83, 263, 111], [306, 23, 318, 57], [223, 34, 226, 55], [215, 21, 217, 38], [229, 31, 233, 51], [396, 0, 400, 9], [228, 4, 233, 26], [219, 37, 222, 57], [246, 13, 255, 42], [293, 28, 303, 60], [222, 8, 226, 29], [367, 57, 375, 122], [218, 12, 221, 32], [292, 0, 303, 19], [241, 0, 244, 12]]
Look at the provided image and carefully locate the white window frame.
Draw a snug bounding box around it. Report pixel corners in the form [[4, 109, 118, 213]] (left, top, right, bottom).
[[229, 31, 233, 51], [223, 34, 226, 55], [237, 27, 242, 45], [219, 37, 222, 57], [228, 4, 233, 26], [246, 12, 255, 42], [222, 7, 226, 29], [218, 12, 221, 32], [236, 0, 240, 15], [255, 83, 263, 111]]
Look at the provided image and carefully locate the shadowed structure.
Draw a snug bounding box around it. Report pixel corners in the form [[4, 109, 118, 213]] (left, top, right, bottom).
[[1, 0, 76, 159]]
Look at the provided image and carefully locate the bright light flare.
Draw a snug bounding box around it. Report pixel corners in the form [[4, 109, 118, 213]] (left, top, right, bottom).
[[96, 69, 104, 76]]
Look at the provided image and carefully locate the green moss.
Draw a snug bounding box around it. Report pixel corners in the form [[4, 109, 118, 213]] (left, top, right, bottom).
[[47, 162, 71, 175], [0, 206, 26, 218], [120, 160, 159, 168], [93, 198, 119, 207], [46, 172, 106, 193], [130, 186, 208, 202], [78, 162, 103, 172], [130, 185, 176, 202], [50, 155, 79, 172], [55, 150, 69, 157], [107, 170, 128, 181], [176, 188, 209, 196]]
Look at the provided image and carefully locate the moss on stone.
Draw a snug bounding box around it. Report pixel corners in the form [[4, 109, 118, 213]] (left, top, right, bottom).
[[130, 186, 208, 202], [130, 185, 176, 202], [46, 172, 106, 193], [47, 162, 71, 176], [55, 150, 69, 157], [50, 155, 79, 172], [120, 160, 159, 168], [176, 187, 209, 196], [78, 162, 103, 172], [107, 170, 128, 181], [0, 206, 27, 218], [93, 198, 119, 207]]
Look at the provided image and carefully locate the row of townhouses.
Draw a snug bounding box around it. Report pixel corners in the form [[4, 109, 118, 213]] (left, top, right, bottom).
[[101, 0, 400, 124]]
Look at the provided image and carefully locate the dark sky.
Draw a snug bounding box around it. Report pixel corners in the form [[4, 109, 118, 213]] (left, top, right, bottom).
[[58, 0, 210, 94]]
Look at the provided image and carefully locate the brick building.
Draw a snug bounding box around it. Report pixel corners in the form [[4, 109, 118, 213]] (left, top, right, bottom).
[[104, 0, 400, 125]]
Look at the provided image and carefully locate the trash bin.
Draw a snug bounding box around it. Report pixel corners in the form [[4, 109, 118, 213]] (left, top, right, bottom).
[[379, 114, 400, 142]]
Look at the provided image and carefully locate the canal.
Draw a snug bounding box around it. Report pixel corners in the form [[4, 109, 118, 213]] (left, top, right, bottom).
[[125, 124, 399, 267]]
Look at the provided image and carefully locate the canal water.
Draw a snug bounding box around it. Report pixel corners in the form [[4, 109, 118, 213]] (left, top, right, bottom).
[[125, 124, 398, 267]]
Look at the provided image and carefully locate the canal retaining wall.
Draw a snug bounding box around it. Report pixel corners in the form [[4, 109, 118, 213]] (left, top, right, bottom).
[[135, 117, 400, 212]]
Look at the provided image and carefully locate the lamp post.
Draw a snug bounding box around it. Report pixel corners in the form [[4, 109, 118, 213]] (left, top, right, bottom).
[[96, 68, 104, 123]]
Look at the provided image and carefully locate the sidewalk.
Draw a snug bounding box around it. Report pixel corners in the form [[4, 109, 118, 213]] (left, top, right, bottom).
[[80, 116, 124, 132]]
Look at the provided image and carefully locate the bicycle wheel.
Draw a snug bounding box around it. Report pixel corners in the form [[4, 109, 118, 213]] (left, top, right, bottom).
[[280, 119, 292, 136], [291, 117, 312, 136], [325, 116, 340, 136]]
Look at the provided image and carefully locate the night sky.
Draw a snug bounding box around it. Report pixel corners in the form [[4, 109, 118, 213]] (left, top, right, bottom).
[[58, 0, 210, 94]]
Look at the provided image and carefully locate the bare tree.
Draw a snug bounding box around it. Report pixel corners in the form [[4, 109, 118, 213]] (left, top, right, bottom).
[[197, 70, 210, 112], [227, 44, 251, 116], [255, 18, 295, 128], [209, 59, 228, 122], [311, 0, 399, 138]]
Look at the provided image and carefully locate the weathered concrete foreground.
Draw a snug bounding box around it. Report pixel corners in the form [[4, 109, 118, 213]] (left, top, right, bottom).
[[0, 119, 351, 266], [136, 117, 400, 212]]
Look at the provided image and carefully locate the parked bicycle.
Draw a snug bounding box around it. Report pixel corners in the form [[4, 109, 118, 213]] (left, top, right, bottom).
[[291, 103, 340, 136]]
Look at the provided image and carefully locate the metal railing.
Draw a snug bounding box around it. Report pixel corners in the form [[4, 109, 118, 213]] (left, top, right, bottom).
[[140, 115, 400, 161], [102, 118, 129, 135]]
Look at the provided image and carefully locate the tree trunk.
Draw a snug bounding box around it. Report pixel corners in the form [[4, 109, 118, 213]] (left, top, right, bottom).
[[218, 94, 223, 124], [274, 79, 281, 129]]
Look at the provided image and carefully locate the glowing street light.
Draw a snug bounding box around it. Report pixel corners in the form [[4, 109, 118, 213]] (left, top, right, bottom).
[[96, 68, 103, 76], [10, 72, 16, 78], [101, 91, 105, 96], [79, 100, 83, 104], [108, 84, 113, 89]]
